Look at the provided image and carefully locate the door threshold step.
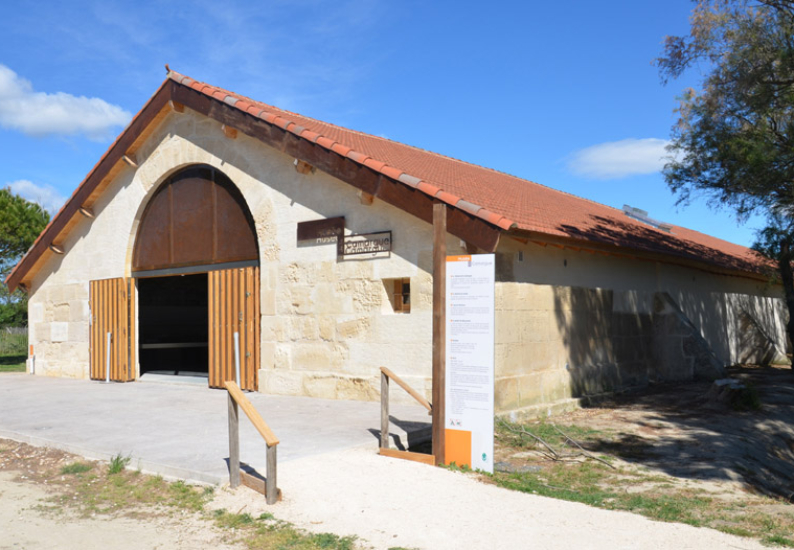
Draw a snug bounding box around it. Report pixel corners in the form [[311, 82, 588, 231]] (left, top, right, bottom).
[[138, 373, 208, 386]]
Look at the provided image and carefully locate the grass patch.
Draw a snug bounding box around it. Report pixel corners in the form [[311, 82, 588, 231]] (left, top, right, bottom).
[[491, 419, 794, 546], [0, 354, 26, 372], [212, 509, 358, 549], [60, 462, 92, 475], [764, 534, 794, 547], [108, 453, 131, 475]]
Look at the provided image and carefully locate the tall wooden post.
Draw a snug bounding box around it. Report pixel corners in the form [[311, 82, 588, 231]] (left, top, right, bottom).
[[432, 203, 446, 465]]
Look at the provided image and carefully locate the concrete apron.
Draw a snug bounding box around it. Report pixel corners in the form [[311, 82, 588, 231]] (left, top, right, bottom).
[[0, 374, 431, 485]]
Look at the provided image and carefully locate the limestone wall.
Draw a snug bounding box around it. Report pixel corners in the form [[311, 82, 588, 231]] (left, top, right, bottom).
[[493, 238, 788, 417], [26, 109, 467, 403]]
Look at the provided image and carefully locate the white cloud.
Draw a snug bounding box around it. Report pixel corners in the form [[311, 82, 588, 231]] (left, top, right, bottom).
[[7, 180, 67, 215], [0, 65, 131, 140], [568, 138, 673, 179]]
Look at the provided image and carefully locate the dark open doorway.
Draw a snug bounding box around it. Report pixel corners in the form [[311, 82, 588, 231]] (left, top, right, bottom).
[[138, 273, 208, 380]]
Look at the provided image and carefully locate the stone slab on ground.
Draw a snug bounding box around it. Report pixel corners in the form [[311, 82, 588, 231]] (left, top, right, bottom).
[[0, 374, 430, 484]]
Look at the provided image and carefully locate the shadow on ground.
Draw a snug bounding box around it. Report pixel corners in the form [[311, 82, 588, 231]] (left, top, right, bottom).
[[571, 365, 794, 501]]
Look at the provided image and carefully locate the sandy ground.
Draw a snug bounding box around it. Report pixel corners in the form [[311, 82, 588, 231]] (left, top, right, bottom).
[[211, 446, 767, 550], [0, 442, 769, 550], [0, 471, 235, 550]]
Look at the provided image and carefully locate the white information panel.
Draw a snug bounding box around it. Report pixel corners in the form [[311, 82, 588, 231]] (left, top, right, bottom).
[[444, 254, 495, 473]]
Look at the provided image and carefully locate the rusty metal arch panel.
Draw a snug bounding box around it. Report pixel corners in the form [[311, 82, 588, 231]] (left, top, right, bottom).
[[133, 165, 258, 273]]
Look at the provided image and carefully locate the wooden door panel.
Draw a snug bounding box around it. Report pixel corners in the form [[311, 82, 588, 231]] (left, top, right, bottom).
[[89, 278, 136, 382], [208, 266, 259, 390]]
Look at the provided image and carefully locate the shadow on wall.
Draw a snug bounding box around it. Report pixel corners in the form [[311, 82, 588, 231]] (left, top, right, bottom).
[[553, 286, 728, 400]]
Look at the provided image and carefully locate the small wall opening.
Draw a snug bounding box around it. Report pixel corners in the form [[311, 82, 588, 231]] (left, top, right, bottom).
[[382, 277, 411, 313], [138, 273, 208, 378]]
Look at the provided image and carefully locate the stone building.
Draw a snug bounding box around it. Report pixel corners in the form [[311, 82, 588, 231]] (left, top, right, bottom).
[[7, 70, 789, 417]]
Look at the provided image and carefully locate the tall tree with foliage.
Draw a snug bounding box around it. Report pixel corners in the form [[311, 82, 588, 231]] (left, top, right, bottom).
[[658, 0, 794, 357], [0, 188, 50, 328]]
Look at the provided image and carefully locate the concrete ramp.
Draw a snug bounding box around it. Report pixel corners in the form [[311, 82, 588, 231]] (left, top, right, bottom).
[[0, 374, 430, 484]]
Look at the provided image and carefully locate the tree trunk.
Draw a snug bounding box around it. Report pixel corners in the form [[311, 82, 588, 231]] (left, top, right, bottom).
[[777, 238, 794, 368]]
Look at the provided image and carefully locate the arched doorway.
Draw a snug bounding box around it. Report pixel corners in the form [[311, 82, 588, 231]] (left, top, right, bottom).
[[128, 165, 260, 389]]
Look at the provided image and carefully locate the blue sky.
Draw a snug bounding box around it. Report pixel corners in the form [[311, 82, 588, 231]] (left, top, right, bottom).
[[0, 0, 767, 247]]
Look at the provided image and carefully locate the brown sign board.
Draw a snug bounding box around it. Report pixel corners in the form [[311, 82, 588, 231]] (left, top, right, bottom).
[[297, 217, 345, 245]]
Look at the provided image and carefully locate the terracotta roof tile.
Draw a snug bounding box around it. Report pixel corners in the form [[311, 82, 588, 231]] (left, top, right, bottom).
[[417, 182, 441, 196], [316, 136, 336, 149], [347, 151, 369, 164], [456, 199, 482, 217], [301, 129, 321, 143], [380, 166, 403, 181], [398, 173, 422, 188], [331, 143, 352, 157], [162, 71, 766, 274], [363, 158, 386, 172], [435, 190, 461, 205]]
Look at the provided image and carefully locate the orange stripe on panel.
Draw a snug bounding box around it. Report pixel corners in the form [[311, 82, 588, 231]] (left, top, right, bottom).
[[445, 429, 472, 468]]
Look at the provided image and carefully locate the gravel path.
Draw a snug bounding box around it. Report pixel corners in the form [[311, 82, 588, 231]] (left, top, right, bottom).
[[211, 446, 766, 550]]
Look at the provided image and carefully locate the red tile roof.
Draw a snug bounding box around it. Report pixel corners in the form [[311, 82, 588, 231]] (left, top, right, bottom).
[[5, 71, 768, 292], [168, 71, 765, 274]]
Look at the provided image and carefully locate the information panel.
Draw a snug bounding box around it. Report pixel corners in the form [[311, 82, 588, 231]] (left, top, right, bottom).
[[444, 254, 495, 473]]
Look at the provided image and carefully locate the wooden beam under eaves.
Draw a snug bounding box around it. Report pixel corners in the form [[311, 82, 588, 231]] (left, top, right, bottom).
[[294, 159, 314, 174], [168, 100, 184, 113], [122, 154, 138, 168], [222, 124, 237, 139]]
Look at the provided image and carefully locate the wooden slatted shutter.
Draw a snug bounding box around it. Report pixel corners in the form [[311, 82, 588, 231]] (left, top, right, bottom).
[[208, 266, 260, 391], [89, 278, 136, 382]]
